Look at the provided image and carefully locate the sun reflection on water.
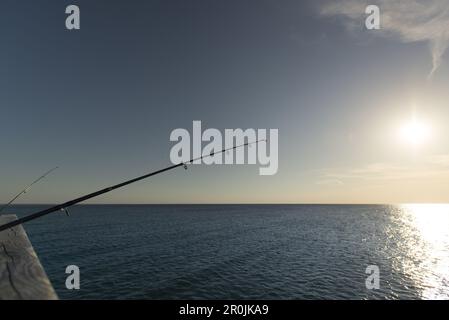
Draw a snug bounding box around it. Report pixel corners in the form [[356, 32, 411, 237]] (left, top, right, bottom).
[[400, 204, 449, 299]]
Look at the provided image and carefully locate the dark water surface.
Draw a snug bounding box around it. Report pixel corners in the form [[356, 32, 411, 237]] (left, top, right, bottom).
[[5, 204, 449, 299]]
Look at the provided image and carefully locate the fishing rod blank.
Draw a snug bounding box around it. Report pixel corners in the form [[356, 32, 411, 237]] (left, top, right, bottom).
[[0, 166, 59, 215], [0, 140, 263, 232]]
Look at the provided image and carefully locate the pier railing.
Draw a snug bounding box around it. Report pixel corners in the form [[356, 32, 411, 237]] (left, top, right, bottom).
[[0, 215, 57, 300]]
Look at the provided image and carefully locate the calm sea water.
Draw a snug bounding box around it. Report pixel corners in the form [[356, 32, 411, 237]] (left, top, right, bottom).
[[5, 204, 449, 299]]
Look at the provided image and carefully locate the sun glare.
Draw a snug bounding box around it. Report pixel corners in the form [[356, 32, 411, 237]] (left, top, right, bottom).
[[400, 204, 449, 299], [399, 117, 432, 147]]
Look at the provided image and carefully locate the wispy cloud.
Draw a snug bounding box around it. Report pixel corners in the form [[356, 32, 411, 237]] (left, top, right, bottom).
[[320, 0, 449, 77], [315, 178, 344, 186], [319, 154, 449, 183]]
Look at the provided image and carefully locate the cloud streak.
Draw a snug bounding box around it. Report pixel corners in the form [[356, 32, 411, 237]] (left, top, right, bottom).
[[319, 154, 449, 183], [320, 0, 449, 78]]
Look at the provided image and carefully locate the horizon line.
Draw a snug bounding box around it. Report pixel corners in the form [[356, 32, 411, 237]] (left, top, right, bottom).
[[2, 202, 449, 206]]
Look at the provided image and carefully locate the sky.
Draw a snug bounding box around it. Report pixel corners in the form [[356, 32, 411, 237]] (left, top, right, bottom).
[[1, 0, 449, 204]]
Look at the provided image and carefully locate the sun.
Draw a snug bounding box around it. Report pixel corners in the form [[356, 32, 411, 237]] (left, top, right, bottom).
[[399, 116, 432, 147]]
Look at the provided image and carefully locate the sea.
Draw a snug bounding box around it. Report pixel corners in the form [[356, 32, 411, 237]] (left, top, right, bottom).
[[5, 204, 449, 300]]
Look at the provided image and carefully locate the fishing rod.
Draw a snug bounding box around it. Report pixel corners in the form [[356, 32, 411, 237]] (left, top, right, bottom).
[[0, 166, 59, 215], [0, 140, 264, 232]]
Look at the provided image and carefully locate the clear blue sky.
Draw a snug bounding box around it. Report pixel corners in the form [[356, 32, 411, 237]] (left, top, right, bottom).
[[1, 0, 449, 204]]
